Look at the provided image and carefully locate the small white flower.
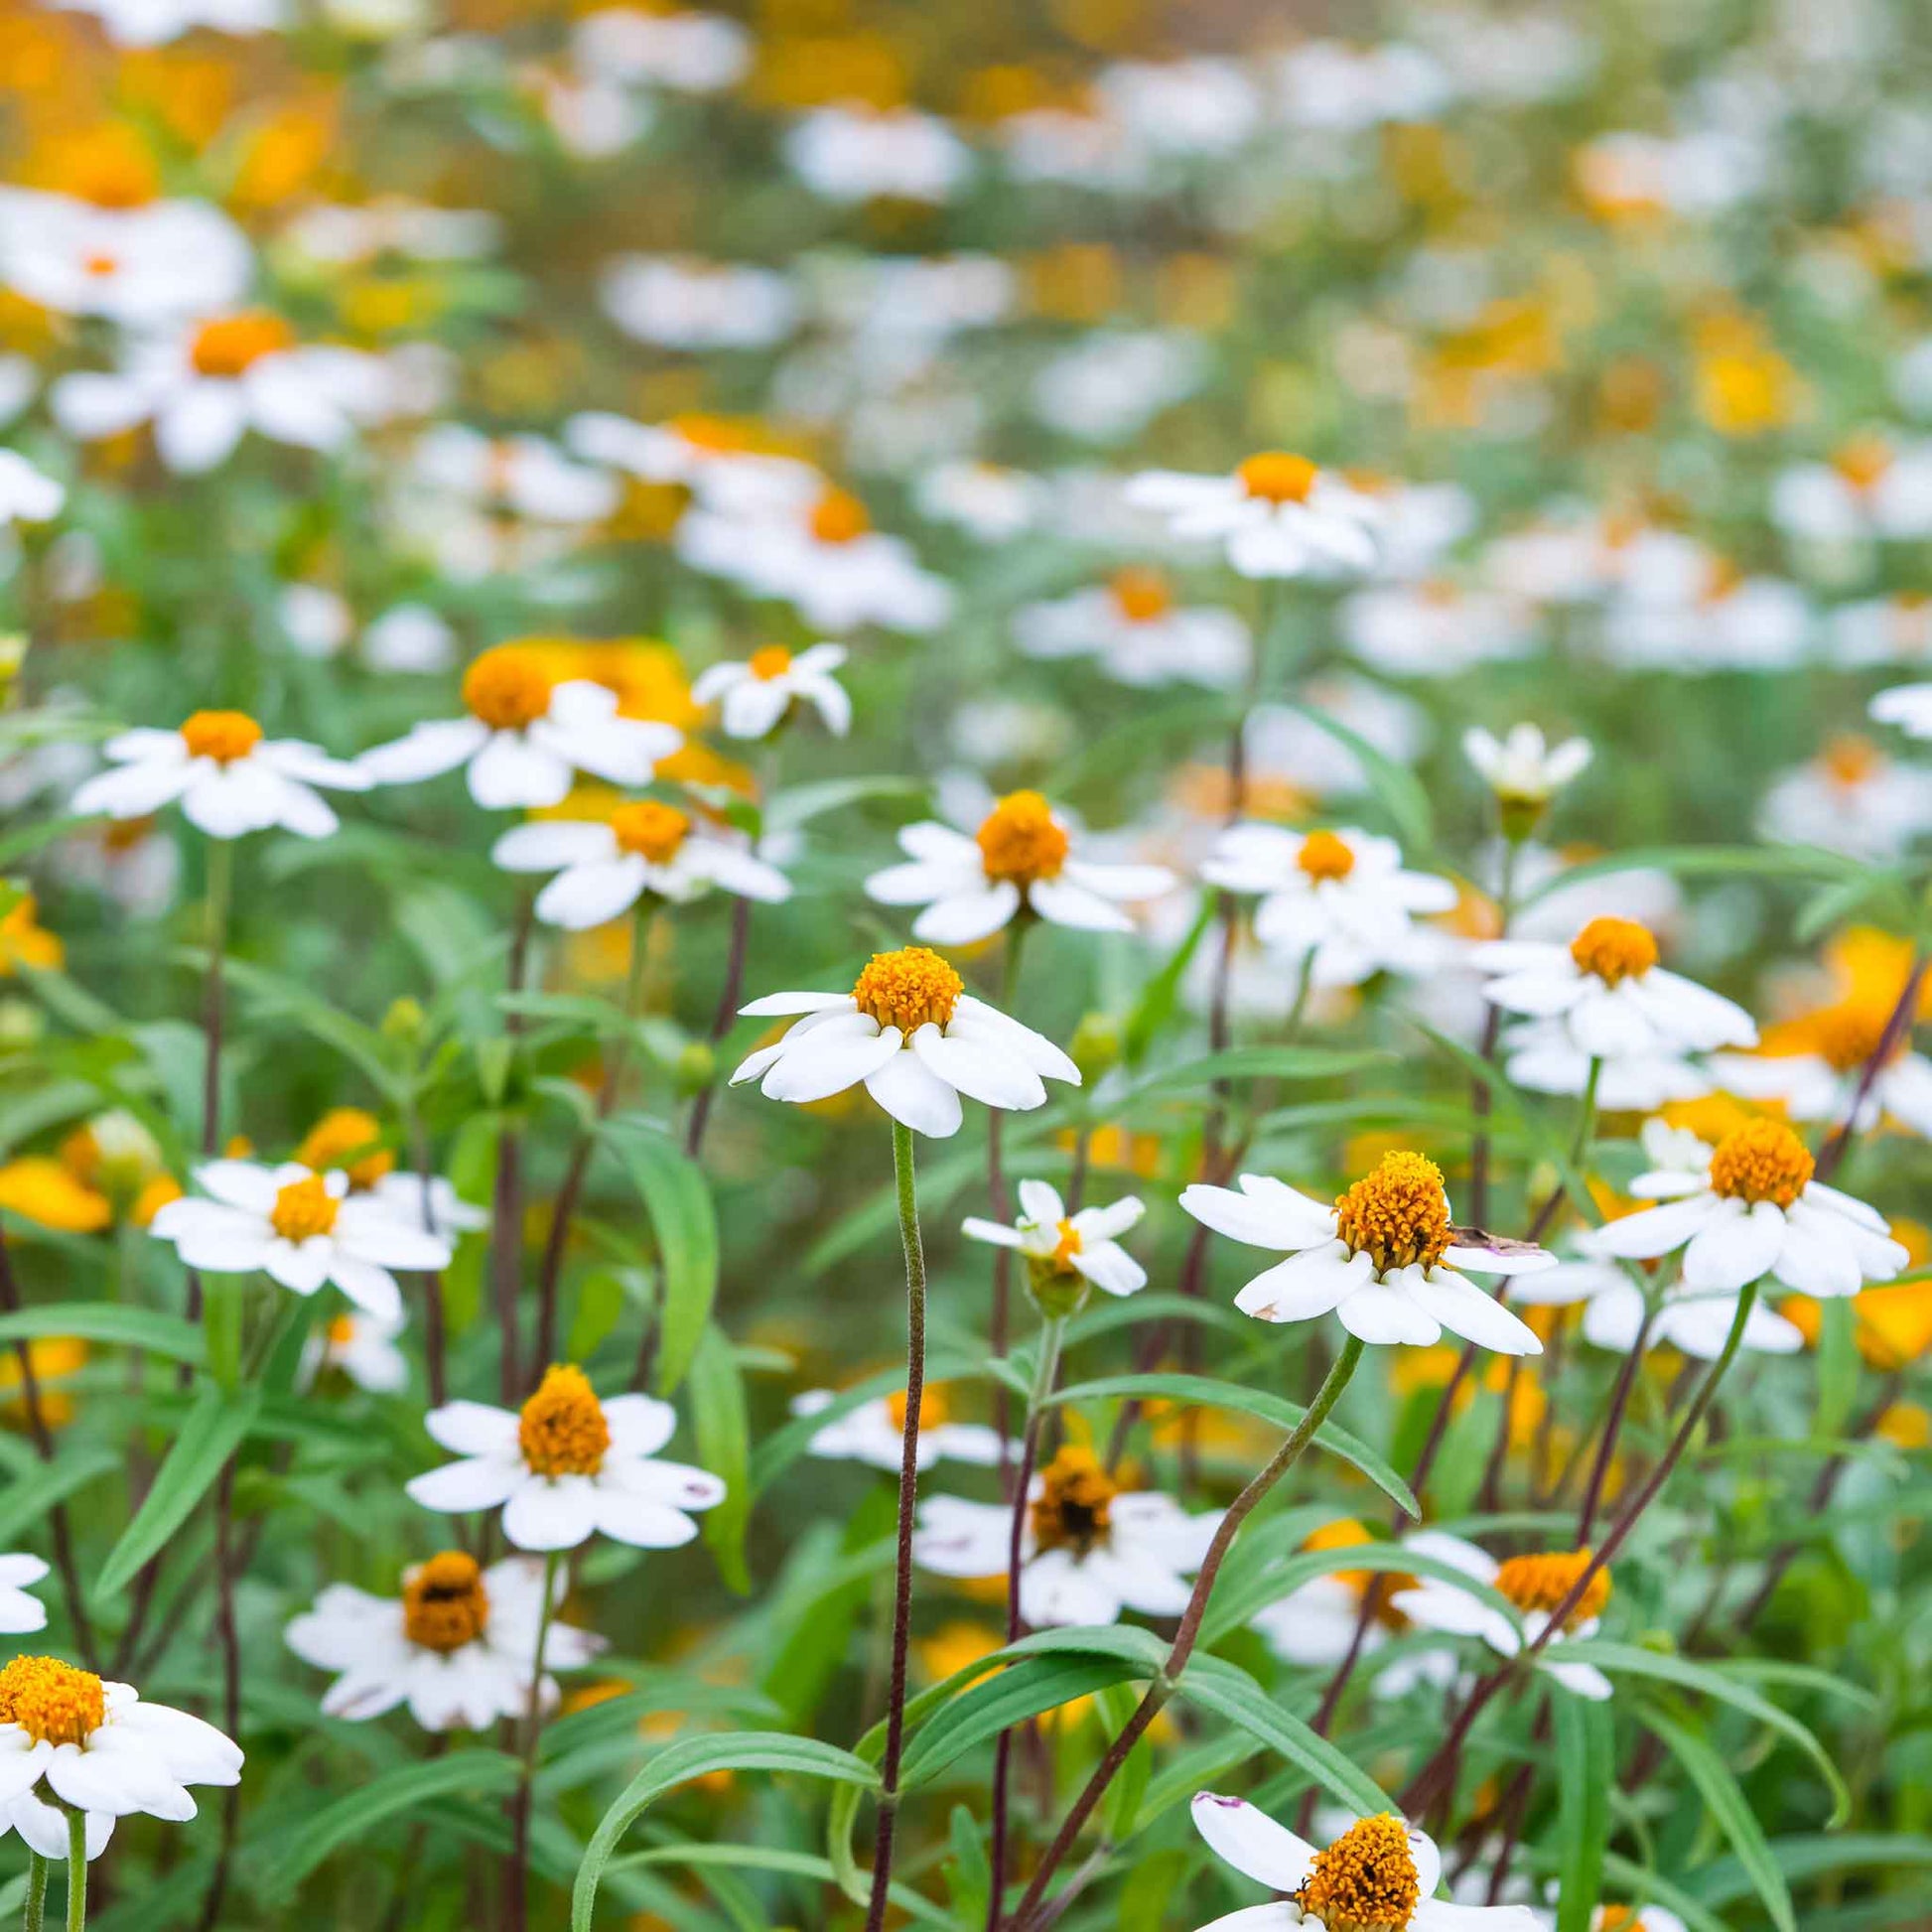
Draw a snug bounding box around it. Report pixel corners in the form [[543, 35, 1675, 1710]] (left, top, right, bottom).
[[1341, 580, 1536, 676], [492, 797, 789, 929], [731, 945, 1080, 1139], [868, 791, 1174, 945], [791, 1385, 1005, 1472], [1758, 735, 1932, 861], [1127, 451, 1382, 579], [0, 452, 63, 528], [1200, 824, 1457, 988], [912, 461, 1047, 543], [916, 1448, 1221, 1627], [358, 644, 681, 810], [285, 1552, 602, 1731], [1181, 1151, 1551, 1352], [1772, 436, 1932, 548], [783, 106, 974, 206], [1188, 1796, 1537, 1932], [306, 1309, 410, 1394], [691, 643, 851, 740], [570, 9, 751, 92], [1014, 570, 1251, 690], [1590, 1116, 1907, 1298], [150, 1160, 452, 1320], [1, 193, 251, 325], [0, 1554, 48, 1634], [406, 1366, 725, 1553], [962, 1178, 1146, 1300], [50, 0, 283, 45], [369, 1171, 489, 1242], [72, 709, 371, 841], [1871, 679, 1932, 741], [597, 255, 797, 351], [1714, 1019, 1932, 1142], [1463, 724, 1591, 809]]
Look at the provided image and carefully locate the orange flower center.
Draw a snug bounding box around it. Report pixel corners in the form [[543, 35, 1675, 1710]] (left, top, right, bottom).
[[1297, 830, 1357, 883], [402, 1551, 491, 1652], [1492, 1547, 1610, 1628], [189, 312, 296, 378], [1030, 1446, 1115, 1555], [1822, 734, 1881, 787], [1109, 567, 1173, 623], [270, 1173, 340, 1243], [1569, 915, 1658, 987], [1708, 1118, 1814, 1208], [463, 646, 555, 731], [669, 413, 755, 454], [518, 1364, 611, 1477], [1236, 451, 1319, 504], [809, 488, 871, 544], [1809, 1000, 1895, 1075], [1333, 1152, 1451, 1273], [850, 947, 964, 1034], [295, 1108, 394, 1191], [1305, 1519, 1414, 1628], [180, 710, 263, 765], [976, 790, 1069, 886], [1297, 1814, 1420, 1929], [1049, 1218, 1083, 1269], [1832, 435, 1893, 492], [611, 799, 691, 864], [886, 1383, 951, 1432], [748, 644, 794, 681], [0, 1655, 105, 1748]]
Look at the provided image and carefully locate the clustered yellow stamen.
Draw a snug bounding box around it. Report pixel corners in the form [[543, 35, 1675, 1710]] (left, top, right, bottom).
[[1569, 915, 1658, 987], [1708, 1118, 1814, 1208], [1492, 1547, 1611, 1629], [326, 1313, 356, 1346], [976, 790, 1070, 886], [402, 1551, 491, 1653], [850, 947, 964, 1035], [1049, 1219, 1083, 1270], [518, 1364, 611, 1476], [1597, 1909, 1649, 1932], [270, 1173, 340, 1243], [611, 799, 691, 864], [886, 1384, 949, 1433], [1809, 1001, 1896, 1075], [189, 312, 296, 378], [0, 1654, 105, 1748], [1236, 450, 1320, 504], [296, 1107, 394, 1191], [1305, 1520, 1414, 1629], [809, 488, 871, 545], [180, 710, 264, 765], [1297, 830, 1357, 883], [748, 644, 794, 681], [462, 645, 554, 731], [1296, 1814, 1420, 1930], [1109, 567, 1173, 622], [1030, 1445, 1115, 1556], [1332, 1152, 1451, 1273]]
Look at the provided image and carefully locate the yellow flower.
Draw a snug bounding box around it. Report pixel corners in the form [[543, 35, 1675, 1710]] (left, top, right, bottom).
[[0, 1159, 109, 1234], [0, 896, 63, 976], [1, 1336, 86, 1431]]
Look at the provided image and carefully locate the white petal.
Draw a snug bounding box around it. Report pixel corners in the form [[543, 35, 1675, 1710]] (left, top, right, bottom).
[[1189, 1794, 1315, 1892]]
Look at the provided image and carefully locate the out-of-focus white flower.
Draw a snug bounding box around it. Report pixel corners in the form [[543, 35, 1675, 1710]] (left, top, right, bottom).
[[0, 193, 251, 324], [281, 199, 498, 266], [691, 643, 850, 740], [791, 1385, 1005, 1472], [50, 0, 282, 42], [1029, 332, 1204, 445], [306, 1309, 410, 1394], [1128, 453, 1381, 579], [1094, 57, 1261, 159], [1602, 550, 1811, 673], [1575, 127, 1762, 218], [963, 1179, 1147, 1300], [1341, 580, 1535, 675], [599, 256, 797, 351], [411, 425, 619, 526], [0, 452, 63, 528], [571, 8, 750, 91], [0, 1555, 48, 1635], [1464, 725, 1591, 812], [1278, 40, 1454, 132], [364, 605, 457, 674], [1772, 436, 1932, 548], [1759, 734, 1932, 860], [783, 106, 973, 205], [1015, 570, 1250, 690], [1715, 1000, 1932, 1137], [1829, 594, 1932, 667], [913, 461, 1046, 542]]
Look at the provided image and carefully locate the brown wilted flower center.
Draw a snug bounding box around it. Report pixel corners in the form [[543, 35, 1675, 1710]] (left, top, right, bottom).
[[1297, 830, 1357, 883], [1492, 1547, 1610, 1629], [1030, 1446, 1115, 1556], [518, 1364, 611, 1476], [270, 1173, 340, 1243], [181, 709, 264, 765], [1569, 915, 1658, 986], [1236, 451, 1319, 504], [0, 1655, 105, 1748], [1708, 1118, 1814, 1208], [851, 946, 964, 1034], [403, 1551, 491, 1652], [976, 790, 1069, 886], [611, 799, 691, 864], [463, 646, 554, 731], [1297, 1813, 1420, 1929], [1332, 1152, 1451, 1273]]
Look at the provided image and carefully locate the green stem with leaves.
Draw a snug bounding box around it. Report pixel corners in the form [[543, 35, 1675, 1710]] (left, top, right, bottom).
[[506, 1548, 563, 1929]]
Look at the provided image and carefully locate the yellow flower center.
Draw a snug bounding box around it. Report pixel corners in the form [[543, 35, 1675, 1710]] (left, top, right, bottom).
[[1822, 734, 1881, 787], [1708, 1118, 1814, 1208], [189, 312, 296, 378], [976, 790, 1070, 886], [0, 1655, 105, 1748], [1109, 566, 1173, 623], [518, 1364, 611, 1476], [463, 645, 555, 731], [1597, 1910, 1649, 1932], [669, 413, 755, 454], [749, 644, 794, 681], [1297, 1814, 1421, 1930], [1492, 1547, 1610, 1629], [851, 946, 964, 1034], [295, 1107, 394, 1191], [809, 488, 871, 544], [1236, 451, 1320, 504], [1305, 1519, 1414, 1628], [326, 1313, 355, 1346], [886, 1383, 950, 1433], [1297, 830, 1357, 883], [1030, 1445, 1115, 1556], [610, 799, 691, 864], [401, 1551, 491, 1652], [1569, 915, 1658, 987], [270, 1173, 340, 1243], [180, 710, 264, 765], [1808, 1000, 1895, 1075], [1332, 1152, 1451, 1273], [1832, 435, 1893, 492], [1049, 1218, 1083, 1269]]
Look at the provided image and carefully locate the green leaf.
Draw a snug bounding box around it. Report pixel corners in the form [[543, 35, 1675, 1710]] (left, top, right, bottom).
[[607, 1843, 953, 1928], [1043, 1372, 1419, 1519], [603, 1118, 718, 1397], [1515, 843, 1861, 912], [574, 1732, 879, 1932], [1554, 1692, 1613, 1932], [96, 1385, 258, 1598], [0, 1446, 119, 1547], [1814, 1298, 1858, 1441], [690, 1322, 752, 1593], [0, 1302, 205, 1364], [1686, 1833, 1932, 1906], [1124, 896, 1216, 1065], [1124, 1045, 1396, 1097], [1177, 1656, 1392, 1815], [1282, 702, 1434, 855], [764, 774, 926, 835], [1592, 1855, 1731, 1932]]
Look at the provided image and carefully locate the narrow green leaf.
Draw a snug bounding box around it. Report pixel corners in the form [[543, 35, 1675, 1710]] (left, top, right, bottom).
[[1125, 1045, 1395, 1096], [96, 1385, 257, 1597], [604, 1118, 718, 1397], [1124, 895, 1216, 1065], [0, 1447, 119, 1547], [1283, 702, 1434, 855], [897, 1653, 1147, 1791], [1177, 1655, 1392, 1815], [0, 1302, 205, 1364], [690, 1322, 752, 1593], [1554, 1692, 1613, 1932]]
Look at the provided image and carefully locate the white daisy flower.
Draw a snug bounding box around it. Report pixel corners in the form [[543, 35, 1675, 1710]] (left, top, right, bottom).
[[0, 193, 251, 325], [1189, 1795, 1538, 1932], [1341, 581, 1536, 677], [285, 1552, 602, 1731], [1772, 436, 1932, 549], [691, 643, 851, 740], [791, 1384, 1006, 1473], [406, 1366, 725, 1552], [961, 1178, 1147, 1301], [1126, 452, 1382, 580], [358, 644, 682, 810], [1180, 1151, 1551, 1352], [0, 1654, 242, 1832], [1390, 1533, 1614, 1701], [1712, 1007, 1932, 1140], [1590, 1117, 1908, 1298], [0, 452, 63, 528], [1871, 679, 1932, 741], [1600, 556, 1810, 675], [1013, 570, 1251, 690], [71, 709, 371, 841], [731, 945, 1080, 1139], [912, 461, 1047, 544], [867, 791, 1175, 945], [368, 1172, 488, 1243], [782, 105, 974, 206], [564, 411, 806, 496], [0, 1554, 48, 1634], [491, 797, 789, 929], [1758, 734, 1932, 861], [149, 1160, 452, 1321], [49, 0, 283, 45], [915, 1447, 1221, 1627], [570, 9, 751, 93], [1200, 824, 1457, 988], [597, 255, 797, 351], [1462, 724, 1591, 814], [306, 1309, 410, 1395]]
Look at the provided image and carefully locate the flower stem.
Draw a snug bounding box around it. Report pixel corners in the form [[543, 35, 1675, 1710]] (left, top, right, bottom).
[[1526, 1053, 1600, 1244], [683, 893, 754, 1161], [24, 1850, 46, 1932], [184, 836, 233, 1340], [863, 1120, 927, 1932], [65, 1809, 84, 1932], [506, 1548, 563, 1931], [1007, 1333, 1367, 1930]]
